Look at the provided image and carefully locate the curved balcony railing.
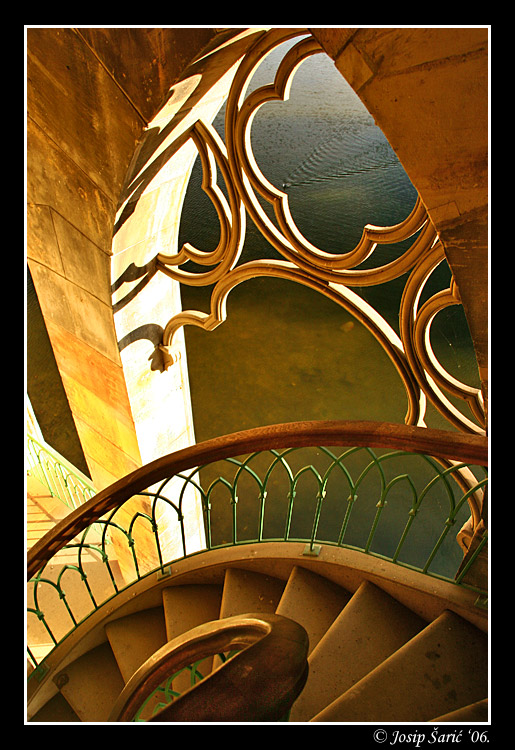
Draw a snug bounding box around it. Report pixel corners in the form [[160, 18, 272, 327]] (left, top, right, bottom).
[[26, 420, 487, 673], [27, 434, 96, 512]]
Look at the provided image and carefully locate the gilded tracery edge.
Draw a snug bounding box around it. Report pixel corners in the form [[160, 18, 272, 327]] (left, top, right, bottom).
[[155, 28, 485, 438]]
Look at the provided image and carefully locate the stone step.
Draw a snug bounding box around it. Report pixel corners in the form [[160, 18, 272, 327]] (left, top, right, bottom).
[[290, 580, 426, 721], [275, 566, 351, 655], [219, 568, 285, 618], [162, 584, 223, 639], [29, 691, 81, 723], [430, 697, 488, 723], [29, 566, 488, 724], [53, 642, 125, 722], [105, 607, 168, 684], [311, 610, 488, 723], [162, 584, 223, 694]]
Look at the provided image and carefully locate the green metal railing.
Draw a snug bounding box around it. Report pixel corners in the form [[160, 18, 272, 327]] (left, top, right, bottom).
[[132, 654, 220, 722], [196, 446, 487, 574], [26, 421, 488, 676], [130, 649, 247, 722], [27, 434, 96, 512]]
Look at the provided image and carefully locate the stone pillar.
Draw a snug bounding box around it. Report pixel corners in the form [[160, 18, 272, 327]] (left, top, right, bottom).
[[27, 28, 147, 492], [26, 27, 217, 581]]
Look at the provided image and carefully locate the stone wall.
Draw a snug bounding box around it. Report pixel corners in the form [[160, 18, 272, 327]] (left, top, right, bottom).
[[26, 27, 217, 491]]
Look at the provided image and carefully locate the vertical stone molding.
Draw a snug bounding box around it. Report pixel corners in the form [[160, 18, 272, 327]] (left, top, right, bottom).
[[110, 29, 270, 569]]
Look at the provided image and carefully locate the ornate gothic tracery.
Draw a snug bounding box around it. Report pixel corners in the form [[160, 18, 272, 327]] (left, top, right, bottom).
[[156, 28, 485, 437]]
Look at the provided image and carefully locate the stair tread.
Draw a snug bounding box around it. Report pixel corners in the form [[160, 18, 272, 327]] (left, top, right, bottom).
[[430, 697, 488, 723], [289, 580, 426, 721], [30, 691, 81, 723], [26, 475, 71, 520], [219, 568, 285, 618], [55, 641, 125, 722], [29, 563, 489, 723], [105, 607, 168, 683], [276, 566, 351, 655], [162, 584, 223, 639], [209, 568, 287, 678], [311, 610, 488, 723], [161, 584, 224, 695]]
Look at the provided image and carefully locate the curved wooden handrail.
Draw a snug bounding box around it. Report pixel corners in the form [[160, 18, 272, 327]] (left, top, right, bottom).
[[108, 613, 309, 722], [27, 420, 487, 580]]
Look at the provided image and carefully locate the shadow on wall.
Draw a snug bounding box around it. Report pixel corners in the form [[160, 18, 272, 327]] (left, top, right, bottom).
[[112, 29, 269, 239], [26, 269, 91, 477], [112, 258, 181, 372], [111, 257, 159, 314], [111, 29, 271, 375], [116, 322, 171, 373]]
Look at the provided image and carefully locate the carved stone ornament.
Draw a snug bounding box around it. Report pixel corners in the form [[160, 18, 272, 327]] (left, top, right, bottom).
[[156, 28, 485, 438]]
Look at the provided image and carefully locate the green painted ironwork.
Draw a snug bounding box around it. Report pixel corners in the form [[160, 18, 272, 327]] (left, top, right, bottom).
[[27, 443, 487, 674], [27, 434, 96, 511], [131, 649, 240, 722]]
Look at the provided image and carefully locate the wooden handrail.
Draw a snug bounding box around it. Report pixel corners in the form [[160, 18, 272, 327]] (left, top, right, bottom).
[[108, 613, 309, 722], [27, 420, 487, 580]]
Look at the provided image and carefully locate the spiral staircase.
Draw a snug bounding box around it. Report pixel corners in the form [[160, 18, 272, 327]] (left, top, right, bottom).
[[28, 560, 488, 723], [26, 26, 489, 725], [26, 421, 489, 724]]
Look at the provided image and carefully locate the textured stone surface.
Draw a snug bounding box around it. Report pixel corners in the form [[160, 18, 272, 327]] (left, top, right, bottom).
[[26, 29, 219, 501]]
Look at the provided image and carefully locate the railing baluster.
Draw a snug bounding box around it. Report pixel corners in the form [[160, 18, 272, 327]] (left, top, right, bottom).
[[26, 421, 488, 671], [27, 435, 96, 512]]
